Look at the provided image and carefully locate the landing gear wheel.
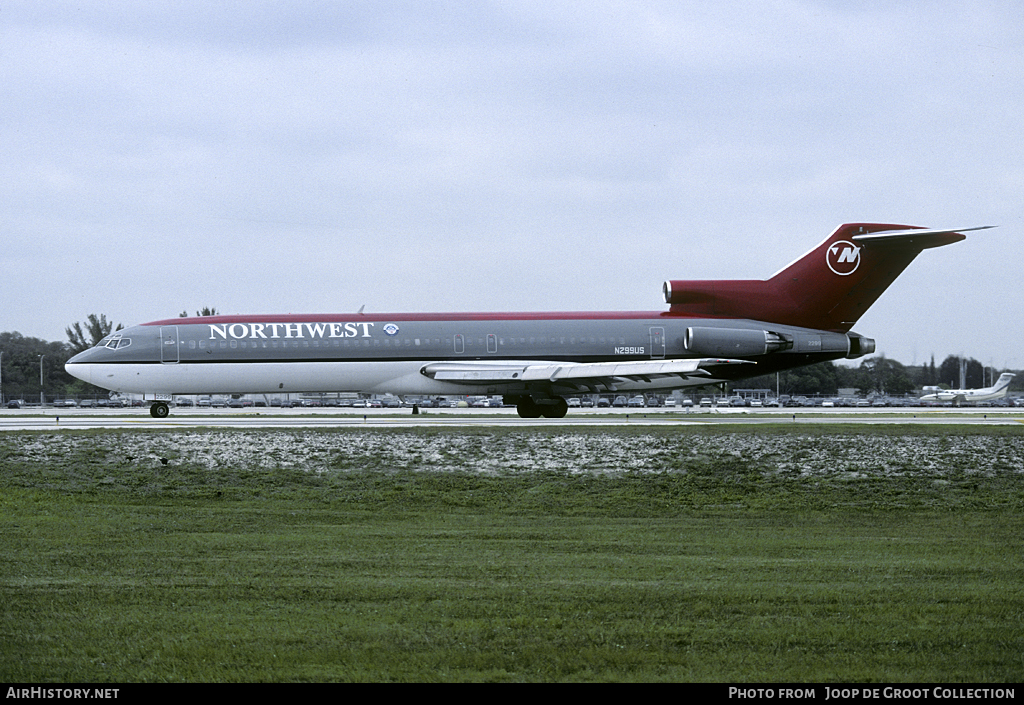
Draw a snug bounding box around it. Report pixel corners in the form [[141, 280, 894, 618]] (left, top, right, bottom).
[[150, 402, 170, 418], [541, 398, 569, 419], [516, 399, 543, 418]]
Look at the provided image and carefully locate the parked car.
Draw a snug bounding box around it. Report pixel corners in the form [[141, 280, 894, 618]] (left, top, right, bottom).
[[7, 400, 24, 409]]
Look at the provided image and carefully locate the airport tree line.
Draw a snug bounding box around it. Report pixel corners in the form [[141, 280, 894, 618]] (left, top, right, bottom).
[[739, 354, 1006, 398], [0, 311, 1018, 401]]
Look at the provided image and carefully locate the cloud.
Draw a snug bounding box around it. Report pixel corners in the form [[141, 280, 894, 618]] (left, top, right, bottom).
[[2, 1, 1021, 367]]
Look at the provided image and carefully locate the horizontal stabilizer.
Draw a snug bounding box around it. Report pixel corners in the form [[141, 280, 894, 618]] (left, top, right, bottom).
[[852, 225, 994, 247]]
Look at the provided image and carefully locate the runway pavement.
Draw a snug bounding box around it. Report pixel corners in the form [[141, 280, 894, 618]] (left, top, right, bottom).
[[2, 406, 1022, 430]]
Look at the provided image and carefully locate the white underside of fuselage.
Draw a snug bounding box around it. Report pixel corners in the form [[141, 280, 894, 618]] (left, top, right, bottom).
[[69, 360, 716, 397]]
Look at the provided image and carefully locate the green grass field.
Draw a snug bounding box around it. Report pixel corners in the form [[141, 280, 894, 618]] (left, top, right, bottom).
[[2, 425, 1023, 682]]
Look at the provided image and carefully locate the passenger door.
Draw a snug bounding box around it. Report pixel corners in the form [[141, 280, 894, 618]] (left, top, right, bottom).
[[649, 327, 665, 359], [160, 326, 179, 363]]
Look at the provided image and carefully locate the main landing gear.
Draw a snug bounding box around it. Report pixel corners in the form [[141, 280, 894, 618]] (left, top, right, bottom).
[[505, 395, 569, 419], [150, 402, 170, 418]]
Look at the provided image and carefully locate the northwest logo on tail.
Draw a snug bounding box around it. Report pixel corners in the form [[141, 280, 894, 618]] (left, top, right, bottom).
[[827, 241, 861, 275]]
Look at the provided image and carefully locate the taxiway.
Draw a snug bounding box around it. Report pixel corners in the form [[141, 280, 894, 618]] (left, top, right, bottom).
[[2, 406, 1021, 431]]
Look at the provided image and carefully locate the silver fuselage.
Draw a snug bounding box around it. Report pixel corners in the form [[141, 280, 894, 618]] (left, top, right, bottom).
[[65, 313, 861, 398]]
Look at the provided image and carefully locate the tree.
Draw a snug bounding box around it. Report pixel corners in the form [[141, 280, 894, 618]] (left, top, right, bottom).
[[0, 331, 78, 401], [938, 355, 984, 389], [179, 308, 219, 318], [738, 361, 840, 396], [834, 362, 875, 395], [785, 362, 840, 396], [842, 355, 914, 396], [66, 314, 122, 354]]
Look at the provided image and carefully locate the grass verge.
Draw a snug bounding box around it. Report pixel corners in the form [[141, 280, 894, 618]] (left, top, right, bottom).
[[2, 426, 1022, 682]]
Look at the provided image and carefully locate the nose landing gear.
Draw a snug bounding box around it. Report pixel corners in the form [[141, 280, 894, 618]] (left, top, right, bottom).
[[150, 402, 170, 418]]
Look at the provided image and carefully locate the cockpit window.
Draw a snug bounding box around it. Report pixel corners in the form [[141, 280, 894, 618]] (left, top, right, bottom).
[[101, 335, 132, 350]]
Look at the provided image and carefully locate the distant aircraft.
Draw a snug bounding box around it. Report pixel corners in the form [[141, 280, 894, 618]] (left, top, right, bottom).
[[66, 222, 991, 418], [920, 373, 1015, 406]]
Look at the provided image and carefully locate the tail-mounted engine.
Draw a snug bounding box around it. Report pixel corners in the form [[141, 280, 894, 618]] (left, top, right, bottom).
[[846, 332, 875, 358], [683, 327, 794, 357], [683, 326, 869, 359]]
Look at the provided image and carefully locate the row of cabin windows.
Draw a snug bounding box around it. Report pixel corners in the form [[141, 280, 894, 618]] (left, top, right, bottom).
[[183, 336, 631, 351]]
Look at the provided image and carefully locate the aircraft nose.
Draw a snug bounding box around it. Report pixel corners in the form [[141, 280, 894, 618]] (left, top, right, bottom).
[[66, 344, 111, 364], [65, 359, 91, 385], [65, 349, 98, 385]]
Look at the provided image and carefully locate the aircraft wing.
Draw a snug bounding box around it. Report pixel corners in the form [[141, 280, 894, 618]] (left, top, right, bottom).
[[420, 358, 754, 391]]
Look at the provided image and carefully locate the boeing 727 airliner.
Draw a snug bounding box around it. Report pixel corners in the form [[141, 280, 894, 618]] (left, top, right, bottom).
[[66, 223, 990, 418]]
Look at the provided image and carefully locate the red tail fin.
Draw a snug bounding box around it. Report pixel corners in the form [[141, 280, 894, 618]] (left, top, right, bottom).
[[663, 223, 986, 332]]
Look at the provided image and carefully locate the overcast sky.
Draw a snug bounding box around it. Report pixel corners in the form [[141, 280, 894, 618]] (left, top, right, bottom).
[[3, 1, 1021, 369]]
